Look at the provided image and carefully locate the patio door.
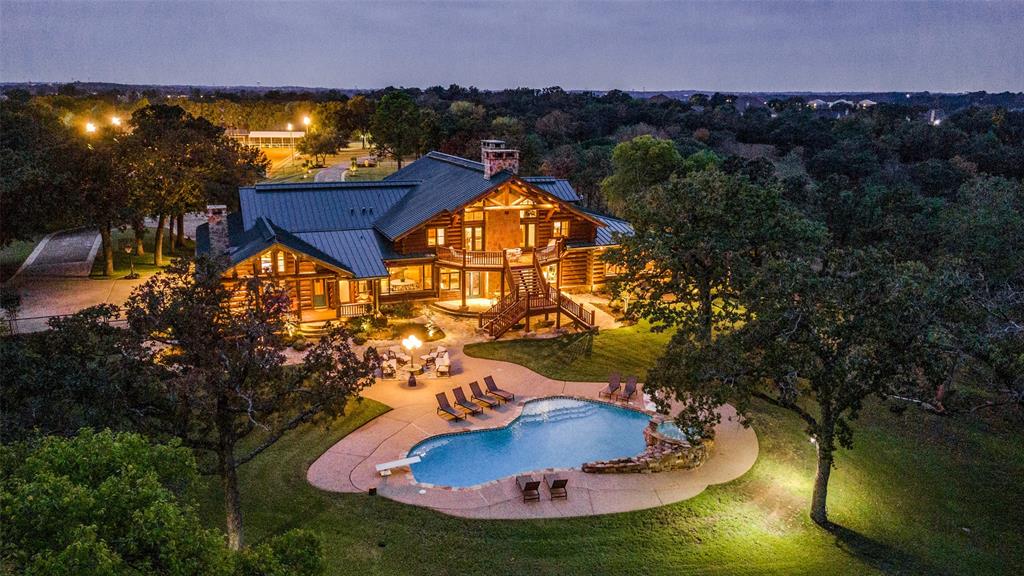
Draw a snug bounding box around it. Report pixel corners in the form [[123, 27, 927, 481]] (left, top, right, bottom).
[[466, 271, 484, 298]]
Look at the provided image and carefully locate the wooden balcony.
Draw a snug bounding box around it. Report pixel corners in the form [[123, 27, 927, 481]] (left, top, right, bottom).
[[435, 239, 564, 269], [435, 246, 504, 268]]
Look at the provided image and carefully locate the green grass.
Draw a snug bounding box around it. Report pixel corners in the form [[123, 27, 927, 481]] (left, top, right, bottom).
[[464, 320, 675, 381], [196, 324, 1023, 575], [0, 236, 41, 282], [89, 226, 194, 279]]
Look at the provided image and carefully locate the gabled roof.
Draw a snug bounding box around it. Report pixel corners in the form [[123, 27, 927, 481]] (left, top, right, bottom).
[[521, 176, 581, 202], [375, 152, 514, 240], [240, 180, 417, 232], [198, 215, 356, 276]]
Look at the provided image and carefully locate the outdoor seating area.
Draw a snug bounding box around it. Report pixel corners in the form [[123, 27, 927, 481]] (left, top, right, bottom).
[[433, 375, 513, 420], [598, 373, 639, 403], [381, 344, 451, 379], [516, 474, 568, 501]]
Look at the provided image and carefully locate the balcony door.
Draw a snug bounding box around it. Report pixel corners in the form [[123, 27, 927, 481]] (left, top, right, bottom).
[[464, 224, 483, 251]]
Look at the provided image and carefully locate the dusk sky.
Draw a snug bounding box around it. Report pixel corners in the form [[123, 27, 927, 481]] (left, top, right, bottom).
[[2, 0, 1022, 92]]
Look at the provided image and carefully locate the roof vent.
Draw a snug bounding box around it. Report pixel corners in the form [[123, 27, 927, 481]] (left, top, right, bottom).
[[350, 208, 355, 215], [361, 207, 366, 215]]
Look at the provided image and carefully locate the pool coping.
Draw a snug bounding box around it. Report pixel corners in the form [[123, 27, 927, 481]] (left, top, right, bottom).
[[404, 394, 659, 491]]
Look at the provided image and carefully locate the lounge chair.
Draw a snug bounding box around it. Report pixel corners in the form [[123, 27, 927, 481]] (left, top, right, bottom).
[[483, 375, 514, 402], [598, 372, 622, 399], [544, 474, 568, 500], [435, 392, 464, 420], [452, 387, 483, 415], [616, 376, 638, 402], [381, 359, 397, 379], [516, 475, 541, 502], [468, 381, 500, 408]]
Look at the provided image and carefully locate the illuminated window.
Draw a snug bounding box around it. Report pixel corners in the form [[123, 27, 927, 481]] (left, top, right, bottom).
[[439, 269, 460, 291], [381, 264, 433, 294], [552, 220, 570, 238], [260, 254, 273, 274], [464, 210, 484, 221], [426, 227, 445, 247], [276, 251, 286, 273], [519, 209, 538, 219]]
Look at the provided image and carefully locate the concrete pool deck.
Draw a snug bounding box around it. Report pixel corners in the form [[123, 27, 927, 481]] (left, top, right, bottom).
[[307, 341, 759, 519]]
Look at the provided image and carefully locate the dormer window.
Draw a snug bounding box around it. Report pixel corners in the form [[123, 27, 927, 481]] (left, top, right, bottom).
[[427, 227, 445, 247]]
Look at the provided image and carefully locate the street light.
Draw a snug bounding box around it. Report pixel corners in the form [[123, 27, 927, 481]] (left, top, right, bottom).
[[287, 122, 295, 163], [118, 239, 139, 279], [111, 116, 122, 127], [85, 122, 97, 133], [402, 334, 423, 387]]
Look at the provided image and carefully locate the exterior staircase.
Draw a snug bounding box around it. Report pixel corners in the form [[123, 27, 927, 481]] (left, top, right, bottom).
[[479, 256, 596, 339]]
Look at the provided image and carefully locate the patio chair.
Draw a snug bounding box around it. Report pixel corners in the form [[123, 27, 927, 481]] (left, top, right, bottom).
[[615, 376, 638, 402], [435, 356, 451, 377], [381, 359, 397, 379], [544, 474, 568, 500], [483, 375, 514, 402], [468, 381, 500, 408], [451, 387, 483, 415], [435, 392, 464, 420], [516, 475, 541, 502], [598, 372, 622, 399]]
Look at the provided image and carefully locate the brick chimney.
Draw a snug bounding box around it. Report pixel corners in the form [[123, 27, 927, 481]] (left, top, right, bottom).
[[206, 204, 229, 260], [481, 139, 519, 179]]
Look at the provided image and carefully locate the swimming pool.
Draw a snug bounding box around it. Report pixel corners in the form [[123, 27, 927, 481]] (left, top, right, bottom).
[[408, 397, 651, 488]]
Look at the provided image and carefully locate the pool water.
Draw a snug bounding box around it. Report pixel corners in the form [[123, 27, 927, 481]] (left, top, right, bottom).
[[408, 397, 651, 488]]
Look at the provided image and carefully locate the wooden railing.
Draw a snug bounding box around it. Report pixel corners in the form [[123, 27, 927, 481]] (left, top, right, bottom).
[[549, 285, 595, 328], [534, 238, 563, 265], [338, 302, 373, 317], [435, 246, 504, 268], [485, 297, 527, 338]]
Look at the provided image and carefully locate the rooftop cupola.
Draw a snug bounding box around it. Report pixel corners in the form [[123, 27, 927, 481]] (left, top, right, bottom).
[[481, 139, 519, 179]]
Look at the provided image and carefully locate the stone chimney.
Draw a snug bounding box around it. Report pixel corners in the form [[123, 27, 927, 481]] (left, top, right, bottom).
[[206, 205, 229, 260], [481, 139, 519, 179]]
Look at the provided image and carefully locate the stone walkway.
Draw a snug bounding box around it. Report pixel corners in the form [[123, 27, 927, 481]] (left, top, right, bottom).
[[308, 337, 759, 519]]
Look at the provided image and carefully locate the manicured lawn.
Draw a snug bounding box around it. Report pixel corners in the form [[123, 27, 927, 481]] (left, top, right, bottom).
[[0, 236, 41, 282], [463, 320, 675, 381], [196, 325, 1023, 575], [89, 226, 194, 278]]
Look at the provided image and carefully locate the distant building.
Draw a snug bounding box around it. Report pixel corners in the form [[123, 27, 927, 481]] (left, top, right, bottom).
[[226, 130, 306, 148], [858, 99, 877, 108], [807, 99, 829, 110]]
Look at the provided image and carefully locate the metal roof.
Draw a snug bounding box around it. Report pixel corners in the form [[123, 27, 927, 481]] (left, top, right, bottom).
[[293, 229, 391, 278], [239, 181, 417, 232], [375, 152, 513, 240], [572, 208, 634, 248], [521, 176, 581, 203]]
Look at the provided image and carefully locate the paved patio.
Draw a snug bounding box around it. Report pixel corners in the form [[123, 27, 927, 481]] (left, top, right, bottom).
[[308, 338, 759, 519]]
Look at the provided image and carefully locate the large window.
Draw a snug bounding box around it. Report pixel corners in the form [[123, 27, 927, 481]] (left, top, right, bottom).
[[439, 268, 460, 291], [426, 227, 445, 247], [552, 220, 570, 238], [381, 264, 433, 294]]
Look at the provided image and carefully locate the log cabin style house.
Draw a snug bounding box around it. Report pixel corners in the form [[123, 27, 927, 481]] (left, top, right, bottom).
[[196, 141, 633, 337]]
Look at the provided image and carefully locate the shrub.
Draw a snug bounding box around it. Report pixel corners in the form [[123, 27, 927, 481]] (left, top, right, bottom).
[[380, 301, 416, 319]]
